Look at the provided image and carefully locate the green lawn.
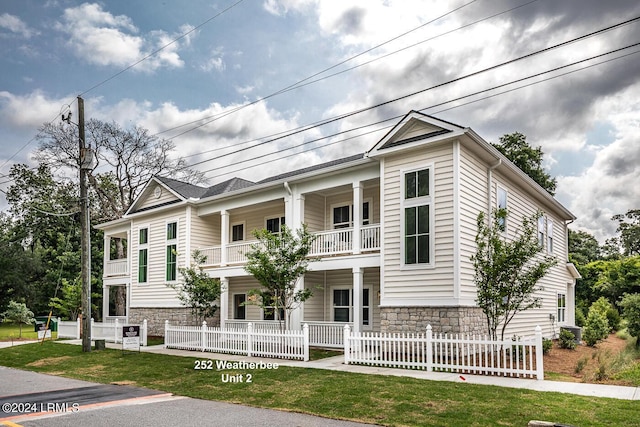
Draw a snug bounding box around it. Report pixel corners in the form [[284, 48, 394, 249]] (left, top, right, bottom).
[[0, 322, 58, 341], [0, 342, 637, 427]]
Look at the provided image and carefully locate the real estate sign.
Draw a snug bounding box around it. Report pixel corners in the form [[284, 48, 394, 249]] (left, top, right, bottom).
[[122, 325, 140, 351]]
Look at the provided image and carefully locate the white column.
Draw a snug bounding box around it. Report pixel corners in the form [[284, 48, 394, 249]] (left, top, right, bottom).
[[352, 267, 363, 334], [353, 182, 362, 255], [289, 275, 304, 330], [102, 285, 109, 322], [221, 210, 229, 266], [103, 234, 110, 272], [568, 282, 576, 326], [220, 277, 229, 329], [294, 193, 305, 229]]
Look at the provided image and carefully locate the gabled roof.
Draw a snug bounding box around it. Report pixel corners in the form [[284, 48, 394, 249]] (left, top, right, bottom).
[[201, 177, 256, 198], [155, 176, 208, 199], [367, 110, 465, 157]]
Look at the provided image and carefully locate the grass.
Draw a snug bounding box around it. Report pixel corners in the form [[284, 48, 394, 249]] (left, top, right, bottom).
[[0, 323, 58, 341], [0, 342, 638, 427]]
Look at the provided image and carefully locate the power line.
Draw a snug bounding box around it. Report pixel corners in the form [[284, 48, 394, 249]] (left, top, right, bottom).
[[176, 17, 640, 173], [198, 43, 640, 181], [0, 0, 246, 179]]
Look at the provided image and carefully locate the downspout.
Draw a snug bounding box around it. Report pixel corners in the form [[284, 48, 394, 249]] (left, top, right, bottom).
[[487, 159, 502, 220]]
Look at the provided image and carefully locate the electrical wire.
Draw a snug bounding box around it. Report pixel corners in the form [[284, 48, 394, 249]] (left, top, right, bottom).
[[175, 18, 640, 172], [198, 43, 640, 181]]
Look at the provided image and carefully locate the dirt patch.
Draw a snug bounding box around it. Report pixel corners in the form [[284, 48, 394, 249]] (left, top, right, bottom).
[[26, 356, 72, 367], [110, 380, 137, 386], [544, 333, 633, 385]]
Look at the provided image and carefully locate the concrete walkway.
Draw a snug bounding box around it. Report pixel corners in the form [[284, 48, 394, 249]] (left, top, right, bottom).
[[50, 339, 640, 401]]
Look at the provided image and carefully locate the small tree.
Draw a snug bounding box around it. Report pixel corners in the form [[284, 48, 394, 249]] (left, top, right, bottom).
[[1, 300, 35, 338], [168, 250, 221, 323], [583, 303, 609, 347], [620, 293, 640, 347], [244, 224, 316, 330], [49, 278, 82, 320], [472, 209, 557, 341]]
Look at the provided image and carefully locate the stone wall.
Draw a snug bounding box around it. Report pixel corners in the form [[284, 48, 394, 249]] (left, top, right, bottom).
[[380, 306, 486, 335], [129, 307, 220, 336]]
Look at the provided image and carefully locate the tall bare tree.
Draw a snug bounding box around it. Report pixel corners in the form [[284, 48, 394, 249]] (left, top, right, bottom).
[[34, 119, 206, 315]]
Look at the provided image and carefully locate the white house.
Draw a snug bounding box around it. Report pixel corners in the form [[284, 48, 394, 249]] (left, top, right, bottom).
[[95, 111, 580, 341]]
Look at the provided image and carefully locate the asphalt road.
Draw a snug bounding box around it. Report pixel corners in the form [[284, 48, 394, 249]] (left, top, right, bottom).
[[0, 367, 374, 427]]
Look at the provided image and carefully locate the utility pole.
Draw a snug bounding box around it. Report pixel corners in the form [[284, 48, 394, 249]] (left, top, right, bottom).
[[78, 96, 92, 352]]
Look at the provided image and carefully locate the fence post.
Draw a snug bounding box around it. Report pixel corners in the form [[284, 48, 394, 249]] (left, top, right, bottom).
[[343, 324, 351, 365], [76, 317, 81, 339], [142, 319, 148, 346], [535, 325, 544, 380], [303, 323, 309, 361], [164, 320, 169, 348], [115, 318, 120, 343], [247, 323, 253, 358], [201, 321, 207, 352], [426, 324, 433, 372]]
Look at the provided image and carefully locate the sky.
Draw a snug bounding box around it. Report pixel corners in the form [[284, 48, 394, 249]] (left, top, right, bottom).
[[0, 0, 639, 243]]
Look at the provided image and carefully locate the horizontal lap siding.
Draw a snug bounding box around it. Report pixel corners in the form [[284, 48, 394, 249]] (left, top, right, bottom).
[[458, 144, 489, 302], [191, 214, 219, 250], [137, 184, 181, 210], [130, 207, 188, 307], [382, 143, 455, 301], [491, 170, 573, 338], [230, 200, 284, 238], [304, 194, 325, 232], [303, 271, 326, 321]]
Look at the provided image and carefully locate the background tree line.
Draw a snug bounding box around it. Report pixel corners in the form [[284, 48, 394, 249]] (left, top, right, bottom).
[[0, 118, 204, 320]]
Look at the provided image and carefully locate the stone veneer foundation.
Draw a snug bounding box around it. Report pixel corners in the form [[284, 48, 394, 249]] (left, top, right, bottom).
[[129, 308, 220, 336], [380, 306, 487, 335]]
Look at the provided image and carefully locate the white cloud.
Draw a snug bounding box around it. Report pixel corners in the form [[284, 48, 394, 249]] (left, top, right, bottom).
[[0, 13, 38, 38], [55, 3, 193, 72]]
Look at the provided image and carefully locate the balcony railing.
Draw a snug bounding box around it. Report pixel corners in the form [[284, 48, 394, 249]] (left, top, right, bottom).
[[105, 259, 128, 277], [199, 224, 380, 267]]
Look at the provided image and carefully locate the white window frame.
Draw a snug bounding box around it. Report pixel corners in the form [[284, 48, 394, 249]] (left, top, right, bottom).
[[232, 293, 246, 320], [165, 220, 178, 282], [138, 225, 149, 285], [231, 222, 245, 242], [496, 185, 508, 234], [401, 165, 434, 269], [265, 216, 286, 233], [330, 199, 373, 229], [538, 216, 546, 249], [547, 217, 554, 254], [557, 292, 566, 324], [329, 285, 372, 329]]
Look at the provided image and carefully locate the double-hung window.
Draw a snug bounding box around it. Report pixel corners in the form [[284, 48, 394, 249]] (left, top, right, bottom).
[[547, 218, 554, 254], [138, 227, 149, 283], [262, 292, 285, 321], [538, 216, 546, 249], [557, 293, 566, 323], [331, 288, 371, 326], [166, 221, 177, 281], [332, 202, 371, 229], [234, 294, 246, 320], [231, 223, 244, 242], [402, 167, 433, 266]]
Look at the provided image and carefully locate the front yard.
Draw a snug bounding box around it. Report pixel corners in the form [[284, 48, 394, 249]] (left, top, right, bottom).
[[0, 341, 638, 426]]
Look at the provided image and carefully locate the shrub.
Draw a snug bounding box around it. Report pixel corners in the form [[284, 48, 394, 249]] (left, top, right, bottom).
[[620, 293, 640, 346], [574, 356, 588, 374], [583, 306, 609, 346], [542, 338, 553, 355], [606, 307, 621, 332], [559, 328, 577, 350]]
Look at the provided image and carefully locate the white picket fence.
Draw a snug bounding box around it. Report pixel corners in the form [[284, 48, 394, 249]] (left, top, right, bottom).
[[57, 317, 148, 346], [164, 321, 309, 361], [344, 324, 544, 380], [224, 320, 350, 349]]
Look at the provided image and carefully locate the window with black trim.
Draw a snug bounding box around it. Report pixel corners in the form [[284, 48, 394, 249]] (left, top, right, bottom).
[[234, 294, 246, 320], [266, 216, 285, 233], [231, 223, 244, 242]]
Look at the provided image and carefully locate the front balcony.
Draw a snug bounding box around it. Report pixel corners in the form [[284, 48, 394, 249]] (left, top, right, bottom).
[[105, 258, 129, 277], [198, 224, 380, 267]]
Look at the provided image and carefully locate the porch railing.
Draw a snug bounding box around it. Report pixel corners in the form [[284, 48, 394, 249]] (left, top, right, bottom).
[[105, 259, 128, 276], [307, 321, 352, 348], [198, 225, 380, 266]]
